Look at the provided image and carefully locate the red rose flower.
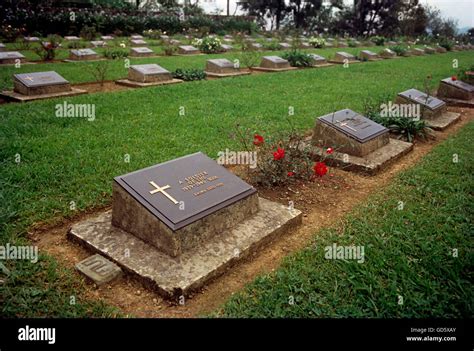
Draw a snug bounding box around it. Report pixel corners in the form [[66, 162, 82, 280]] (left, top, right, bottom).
[[326, 147, 334, 154], [253, 134, 264, 146], [451, 75, 457, 81], [313, 162, 328, 177], [273, 147, 285, 161], [287, 171, 295, 177]]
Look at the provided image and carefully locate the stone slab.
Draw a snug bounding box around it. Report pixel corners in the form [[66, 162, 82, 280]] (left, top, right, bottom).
[[205, 71, 251, 78], [423, 111, 461, 131], [68, 198, 302, 298], [0, 87, 87, 102], [75, 254, 122, 285], [115, 78, 183, 88], [311, 138, 413, 175]]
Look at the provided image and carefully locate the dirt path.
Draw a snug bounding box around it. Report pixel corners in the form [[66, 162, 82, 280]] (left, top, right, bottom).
[[32, 107, 474, 318]]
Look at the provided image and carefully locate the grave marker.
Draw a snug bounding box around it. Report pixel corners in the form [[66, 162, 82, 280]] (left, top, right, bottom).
[[69, 152, 302, 297]]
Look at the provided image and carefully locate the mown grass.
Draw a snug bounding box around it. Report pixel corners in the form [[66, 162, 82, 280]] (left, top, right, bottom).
[[0, 44, 441, 88], [1, 51, 473, 317], [218, 122, 474, 318]]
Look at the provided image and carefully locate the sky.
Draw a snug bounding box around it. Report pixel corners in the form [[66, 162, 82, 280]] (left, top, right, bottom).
[[198, 0, 474, 29]]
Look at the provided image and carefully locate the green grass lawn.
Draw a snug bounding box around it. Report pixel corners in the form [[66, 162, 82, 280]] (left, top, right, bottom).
[[218, 122, 474, 317], [0, 45, 435, 88], [0, 51, 473, 317]]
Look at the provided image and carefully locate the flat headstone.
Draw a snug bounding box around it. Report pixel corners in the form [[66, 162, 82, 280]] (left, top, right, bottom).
[[101, 35, 114, 40], [360, 50, 379, 60], [131, 39, 147, 45], [424, 46, 435, 54], [398, 88, 445, 111], [221, 44, 234, 51], [260, 55, 290, 69], [279, 42, 291, 49], [313, 109, 390, 157], [223, 38, 233, 43], [128, 63, 172, 83], [131, 35, 144, 40], [130, 47, 154, 56], [319, 109, 388, 143], [380, 48, 396, 58], [332, 51, 357, 63], [91, 40, 106, 47], [0, 51, 25, 64], [309, 54, 328, 66], [160, 35, 170, 41], [178, 45, 199, 54], [64, 36, 80, 41], [70, 48, 99, 60], [251, 43, 262, 49], [412, 48, 425, 55], [206, 58, 236, 74], [24, 36, 40, 42], [13, 71, 71, 96], [441, 78, 474, 93], [169, 39, 181, 45], [438, 78, 474, 101], [436, 46, 447, 53], [76, 254, 122, 286], [112, 152, 258, 257]]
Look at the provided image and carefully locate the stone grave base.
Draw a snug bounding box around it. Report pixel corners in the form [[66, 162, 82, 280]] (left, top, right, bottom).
[[251, 66, 298, 72], [0, 88, 87, 102], [311, 63, 335, 68], [328, 59, 361, 64], [115, 78, 183, 88], [436, 96, 474, 108], [63, 58, 106, 63], [175, 53, 204, 56], [68, 197, 302, 298], [424, 112, 461, 131], [129, 54, 159, 58], [364, 58, 383, 62], [311, 138, 413, 175], [204, 70, 251, 78]]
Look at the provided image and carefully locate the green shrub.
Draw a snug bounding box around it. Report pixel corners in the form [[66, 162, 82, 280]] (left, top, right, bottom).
[[67, 41, 87, 49], [263, 40, 280, 51], [103, 48, 129, 59], [173, 68, 207, 81], [390, 45, 407, 56], [80, 26, 98, 41], [438, 38, 454, 51], [371, 36, 385, 46], [192, 37, 222, 54], [33, 35, 61, 61], [308, 37, 325, 48], [282, 50, 312, 67]]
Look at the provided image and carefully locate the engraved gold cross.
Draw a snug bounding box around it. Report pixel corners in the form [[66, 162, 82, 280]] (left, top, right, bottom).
[[149, 181, 178, 204], [335, 120, 357, 132]]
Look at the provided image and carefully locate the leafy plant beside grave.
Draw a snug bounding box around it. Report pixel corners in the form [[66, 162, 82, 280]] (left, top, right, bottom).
[[86, 61, 111, 87], [192, 37, 222, 54], [233, 119, 334, 187], [172, 68, 206, 81], [163, 44, 177, 56], [238, 43, 261, 69], [103, 48, 129, 59], [308, 37, 326, 48], [390, 45, 407, 56], [67, 41, 87, 49], [370, 36, 385, 46], [80, 25, 98, 41], [438, 37, 454, 51], [282, 50, 312, 67], [33, 35, 61, 61], [363, 96, 432, 142], [263, 40, 280, 51]]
